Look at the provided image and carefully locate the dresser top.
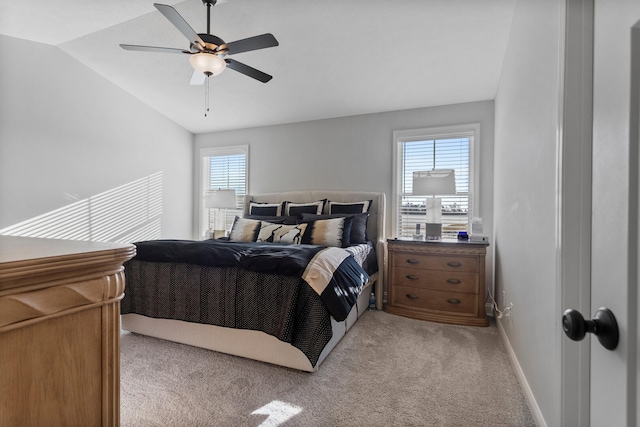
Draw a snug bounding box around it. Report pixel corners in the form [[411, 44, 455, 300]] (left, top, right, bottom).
[[387, 237, 489, 247], [0, 236, 135, 264], [0, 236, 136, 290]]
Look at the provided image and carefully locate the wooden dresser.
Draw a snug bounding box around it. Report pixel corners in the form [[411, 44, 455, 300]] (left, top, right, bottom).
[[0, 236, 135, 427], [385, 238, 489, 326]]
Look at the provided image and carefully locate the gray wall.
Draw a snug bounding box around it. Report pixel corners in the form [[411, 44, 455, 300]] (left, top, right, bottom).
[[0, 35, 193, 241], [493, 0, 563, 425], [195, 100, 495, 284]]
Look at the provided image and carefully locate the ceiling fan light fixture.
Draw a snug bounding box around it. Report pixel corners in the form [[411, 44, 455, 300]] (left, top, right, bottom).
[[189, 52, 226, 76]]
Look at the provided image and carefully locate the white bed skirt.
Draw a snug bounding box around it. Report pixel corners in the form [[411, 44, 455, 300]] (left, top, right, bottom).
[[121, 281, 373, 372]]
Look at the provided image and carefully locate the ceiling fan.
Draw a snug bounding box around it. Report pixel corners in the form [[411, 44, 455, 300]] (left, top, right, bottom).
[[120, 1, 278, 84]]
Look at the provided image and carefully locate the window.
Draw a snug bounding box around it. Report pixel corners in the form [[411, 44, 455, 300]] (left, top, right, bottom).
[[392, 125, 478, 239], [199, 145, 248, 238]]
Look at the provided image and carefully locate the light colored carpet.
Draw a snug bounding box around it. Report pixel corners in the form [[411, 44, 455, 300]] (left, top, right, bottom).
[[121, 310, 535, 427]]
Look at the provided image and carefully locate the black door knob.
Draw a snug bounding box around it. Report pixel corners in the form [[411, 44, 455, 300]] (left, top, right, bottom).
[[562, 307, 619, 350]]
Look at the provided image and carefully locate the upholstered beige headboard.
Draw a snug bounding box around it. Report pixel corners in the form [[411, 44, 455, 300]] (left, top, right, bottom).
[[244, 190, 386, 309]]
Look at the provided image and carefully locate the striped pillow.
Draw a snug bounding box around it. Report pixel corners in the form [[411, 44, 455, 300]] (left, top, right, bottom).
[[228, 217, 261, 242], [302, 217, 353, 247]]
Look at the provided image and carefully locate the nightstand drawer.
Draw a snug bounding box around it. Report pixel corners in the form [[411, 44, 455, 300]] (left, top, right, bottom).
[[392, 253, 477, 273], [392, 267, 478, 293], [391, 286, 479, 316]]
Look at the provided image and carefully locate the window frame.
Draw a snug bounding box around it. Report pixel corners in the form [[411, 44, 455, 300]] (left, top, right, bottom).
[[198, 145, 249, 239], [391, 124, 480, 238]]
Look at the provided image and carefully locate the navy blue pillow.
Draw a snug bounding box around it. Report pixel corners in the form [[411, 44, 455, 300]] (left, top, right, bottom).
[[244, 215, 285, 224], [249, 202, 284, 216], [283, 200, 326, 217], [289, 204, 321, 216], [244, 215, 298, 225], [328, 200, 372, 214]]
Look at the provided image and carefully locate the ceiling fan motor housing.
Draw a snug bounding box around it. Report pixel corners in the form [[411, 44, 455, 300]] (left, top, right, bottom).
[[195, 33, 227, 56]]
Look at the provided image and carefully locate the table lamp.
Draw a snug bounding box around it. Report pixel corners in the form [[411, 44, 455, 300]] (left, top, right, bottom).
[[412, 169, 456, 240], [204, 189, 237, 239]]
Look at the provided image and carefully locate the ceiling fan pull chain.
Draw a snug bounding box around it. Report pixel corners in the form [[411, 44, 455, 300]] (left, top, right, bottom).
[[204, 74, 210, 117]]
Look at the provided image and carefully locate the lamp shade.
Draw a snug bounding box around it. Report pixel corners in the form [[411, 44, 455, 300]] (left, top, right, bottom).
[[189, 53, 226, 76], [205, 189, 237, 209], [412, 169, 457, 196]]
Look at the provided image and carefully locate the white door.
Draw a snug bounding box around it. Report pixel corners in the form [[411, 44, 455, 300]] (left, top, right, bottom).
[[589, 2, 640, 425]]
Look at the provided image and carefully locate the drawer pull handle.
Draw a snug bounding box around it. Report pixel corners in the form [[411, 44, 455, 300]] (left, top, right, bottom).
[[406, 294, 419, 300], [447, 262, 462, 268], [406, 259, 420, 264], [446, 279, 461, 284], [447, 298, 461, 304], [406, 275, 420, 280]]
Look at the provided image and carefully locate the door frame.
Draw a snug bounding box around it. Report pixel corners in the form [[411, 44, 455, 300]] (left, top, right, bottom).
[[558, 0, 594, 425], [629, 19, 640, 427], [561, 3, 640, 426]]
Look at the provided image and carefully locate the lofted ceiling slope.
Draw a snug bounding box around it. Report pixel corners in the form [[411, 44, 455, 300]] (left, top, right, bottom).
[[0, 0, 515, 134]]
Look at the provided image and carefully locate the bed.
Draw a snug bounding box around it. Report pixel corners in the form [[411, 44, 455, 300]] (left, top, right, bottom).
[[121, 190, 385, 371]]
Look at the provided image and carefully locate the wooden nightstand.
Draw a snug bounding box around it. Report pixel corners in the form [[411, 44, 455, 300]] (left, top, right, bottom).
[[384, 238, 489, 326]]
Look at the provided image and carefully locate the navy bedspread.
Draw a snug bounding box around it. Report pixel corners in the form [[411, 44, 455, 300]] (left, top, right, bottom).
[[133, 239, 325, 276], [121, 239, 373, 367]]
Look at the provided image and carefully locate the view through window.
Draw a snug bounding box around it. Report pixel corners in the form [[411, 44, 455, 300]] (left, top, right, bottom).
[[394, 127, 475, 239], [200, 145, 248, 238]]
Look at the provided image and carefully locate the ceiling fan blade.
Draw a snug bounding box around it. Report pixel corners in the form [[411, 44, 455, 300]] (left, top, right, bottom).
[[190, 70, 207, 85], [226, 33, 279, 55], [120, 44, 190, 54], [154, 3, 205, 50], [225, 59, 272, 83]]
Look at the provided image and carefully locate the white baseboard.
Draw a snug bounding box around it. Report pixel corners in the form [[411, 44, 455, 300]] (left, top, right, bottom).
[[496, 318, 547, 427]]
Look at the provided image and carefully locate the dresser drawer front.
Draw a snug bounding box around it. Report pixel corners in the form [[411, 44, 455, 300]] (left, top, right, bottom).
[[392, 267, 478, 293], [391, 286, 478, 316], [392, 253, 477, 273]]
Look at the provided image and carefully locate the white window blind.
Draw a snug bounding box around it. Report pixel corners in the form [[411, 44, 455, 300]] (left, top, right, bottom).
[[394, 127, 476, 239], [200, 145, 248, 237]]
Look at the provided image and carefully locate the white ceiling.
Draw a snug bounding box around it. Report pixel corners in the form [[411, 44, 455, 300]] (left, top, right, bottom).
[[0, 0, 515, 134]]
